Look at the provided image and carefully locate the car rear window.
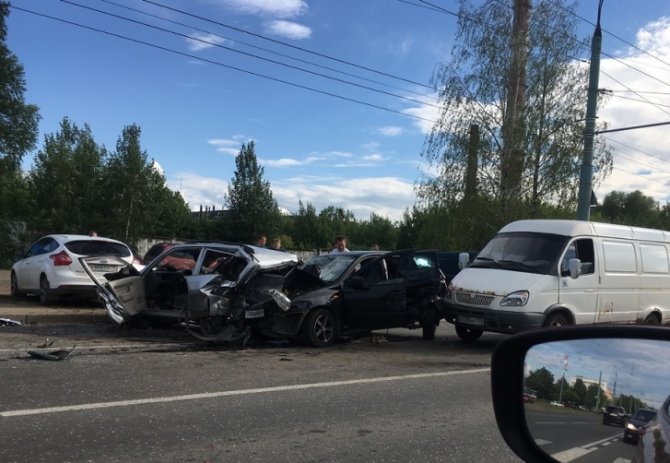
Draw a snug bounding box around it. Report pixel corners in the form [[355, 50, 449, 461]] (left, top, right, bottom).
[[65, 240, 131, 257]]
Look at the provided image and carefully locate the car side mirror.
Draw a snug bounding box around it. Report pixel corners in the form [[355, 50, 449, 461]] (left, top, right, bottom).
[[458, 252, 470, 270], [568, 258, 581, 279], [346, 276, 368, 290], [491, 325, 670, 463]]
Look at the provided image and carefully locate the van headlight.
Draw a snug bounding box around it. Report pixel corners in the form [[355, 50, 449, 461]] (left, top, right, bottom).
[[500, 291, 529, 307]]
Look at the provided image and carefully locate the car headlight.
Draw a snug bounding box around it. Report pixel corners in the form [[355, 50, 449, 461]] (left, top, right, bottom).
[[269, 289, 291, 312], [626, 423, 637, 431], [500, 290, 529, 307]]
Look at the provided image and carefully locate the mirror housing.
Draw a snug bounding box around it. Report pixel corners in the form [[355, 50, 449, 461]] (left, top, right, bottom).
[[568, 258, 581, 279], [491, 325, 670, 463], [458, 252, 470, 270]]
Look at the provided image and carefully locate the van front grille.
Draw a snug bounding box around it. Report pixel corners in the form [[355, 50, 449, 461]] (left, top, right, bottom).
[[455, 292, 494, 306]]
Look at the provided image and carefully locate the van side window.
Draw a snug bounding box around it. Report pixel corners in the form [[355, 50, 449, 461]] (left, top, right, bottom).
[[561, 239, 595, 276]]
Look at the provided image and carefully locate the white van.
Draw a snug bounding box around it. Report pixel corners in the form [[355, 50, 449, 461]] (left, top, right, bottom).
[[445, 219, 670, 341]]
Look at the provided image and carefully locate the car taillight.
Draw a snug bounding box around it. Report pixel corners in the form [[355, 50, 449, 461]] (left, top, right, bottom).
[[50, 250, 73, 266]]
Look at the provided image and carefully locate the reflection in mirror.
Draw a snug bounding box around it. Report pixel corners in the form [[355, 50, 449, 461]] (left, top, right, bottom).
[[523, 339, 670, 463]]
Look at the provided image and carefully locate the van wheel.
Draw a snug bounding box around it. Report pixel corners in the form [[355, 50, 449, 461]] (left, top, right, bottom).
[[455, 325, 483, 342], [644, 313, 660, 325], [544, 312, 569, 328], [302, 308, 337, 347]]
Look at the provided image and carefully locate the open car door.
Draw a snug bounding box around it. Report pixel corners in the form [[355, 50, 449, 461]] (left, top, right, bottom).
[[80, 256, 146, 325], [341, 250, 412, 329]]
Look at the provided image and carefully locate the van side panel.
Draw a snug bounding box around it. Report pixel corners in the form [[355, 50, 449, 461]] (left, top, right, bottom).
[[638, 243, 670, 323], [598, 239, 639, 323]]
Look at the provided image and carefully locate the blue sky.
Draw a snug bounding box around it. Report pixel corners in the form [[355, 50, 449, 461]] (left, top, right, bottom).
[[7, 0, 670, 221], [526, 338, 670, 409]]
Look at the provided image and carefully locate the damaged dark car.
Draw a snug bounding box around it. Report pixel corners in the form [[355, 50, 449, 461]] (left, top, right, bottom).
[[81, 245, 445, 347]]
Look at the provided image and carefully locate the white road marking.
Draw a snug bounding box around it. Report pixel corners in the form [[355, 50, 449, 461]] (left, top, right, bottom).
[[1, 368, 489, 417], [551, 432, 622, 462]]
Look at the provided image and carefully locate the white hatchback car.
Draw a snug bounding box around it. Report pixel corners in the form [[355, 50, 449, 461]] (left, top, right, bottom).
[[10, 234, 135, 304]]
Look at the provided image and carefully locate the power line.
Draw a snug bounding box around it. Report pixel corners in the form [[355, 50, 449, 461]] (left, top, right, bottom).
[[545, 0, 670, 71], [141, 0, 433, 90], [600, 69, 670, 117], [100, 0, 435, 100], [608, 93, 670, 110], [11, 5, 437, 124], [60, 0, 441, 110]]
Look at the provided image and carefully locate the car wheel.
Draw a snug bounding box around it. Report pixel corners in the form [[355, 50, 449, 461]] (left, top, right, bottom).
[[455, 325, 483, 342], [302, 308, 337, 347], [644, 313, 661, 325], [39, 275, 53, 305], [544, 312, 569, 328], [10, 271, 22, 297], [421, 306, 437, 340]]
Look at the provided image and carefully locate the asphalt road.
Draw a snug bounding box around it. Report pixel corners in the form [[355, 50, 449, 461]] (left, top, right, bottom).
[[1, 320, 524, 463]]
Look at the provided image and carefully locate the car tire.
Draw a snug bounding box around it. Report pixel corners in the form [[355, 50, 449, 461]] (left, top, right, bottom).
[[644, 313, 661, 325], [455, 325, 483, 342], [39, 275, 54, 305], [544, 312, 569, 328], [421, 306, 437, 340], [302, 308, 337, 347], [10, 271, 22, 297]]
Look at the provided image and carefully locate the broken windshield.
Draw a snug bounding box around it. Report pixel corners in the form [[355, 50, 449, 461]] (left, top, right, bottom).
[[471, 232, 568, 275], [301, 254, 358, 283]]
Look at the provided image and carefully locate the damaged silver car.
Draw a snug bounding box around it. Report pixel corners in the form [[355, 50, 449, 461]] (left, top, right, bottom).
[[81, 242, 299, 343], [82, 245, 445, 347]]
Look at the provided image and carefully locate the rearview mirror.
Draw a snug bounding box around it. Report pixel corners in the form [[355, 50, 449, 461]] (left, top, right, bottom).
[[491, 325, 670, 463], [458, 252, 470, 270]]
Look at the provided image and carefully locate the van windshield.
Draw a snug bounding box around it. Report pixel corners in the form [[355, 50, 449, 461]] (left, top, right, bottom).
[[471, 232, 568, 275]]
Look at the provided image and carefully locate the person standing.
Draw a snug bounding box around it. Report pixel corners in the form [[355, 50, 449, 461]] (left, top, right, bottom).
[[256, 234, 267, 247], [331, 235, 350, 253]]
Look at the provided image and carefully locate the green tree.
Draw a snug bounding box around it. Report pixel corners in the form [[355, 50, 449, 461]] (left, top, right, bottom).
[[572, 378, 587, 406], [318, 206, 356, 249], [597, 190, 660, 228], [291, 201, 328, 250], [225, 141, 280, 243], [419, 0, 612, 223], [0, 1, 40, 266], [28, 118, 106, 233], [0, 1, 39, 169], [102, 124, 173, 244], [525, 367, 554, 400]]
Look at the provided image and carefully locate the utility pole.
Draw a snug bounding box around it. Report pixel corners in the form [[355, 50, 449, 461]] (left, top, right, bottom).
[[576, 0, 604, 220], [464, 124, 480, 199]]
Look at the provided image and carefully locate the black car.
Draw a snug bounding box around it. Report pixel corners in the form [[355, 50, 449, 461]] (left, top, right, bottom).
[[623, 409, 657, 443], [247, 249, 445, 346], [603, 405, 628, 426]]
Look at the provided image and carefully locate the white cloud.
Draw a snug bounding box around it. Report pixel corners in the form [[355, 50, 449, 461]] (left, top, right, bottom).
[[271, 176, 416, 221], [221, 0, 307, 18], [264, 20, 312, 39], [595, 17, 670, 205], [377, 126, 403, 137], [208, 136, 252, 156], [169, 172, 229, 210], [186, 32, 226, 51], [170, 172, 415, 221], [362, 154, 385, 162]]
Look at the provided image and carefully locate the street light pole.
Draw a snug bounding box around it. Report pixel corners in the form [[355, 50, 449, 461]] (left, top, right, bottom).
[[576, 0, 604, 220]]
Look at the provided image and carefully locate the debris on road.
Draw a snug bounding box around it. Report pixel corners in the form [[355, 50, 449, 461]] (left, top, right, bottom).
[[0, 317, 22, 326], [27, 346, 76, 361]]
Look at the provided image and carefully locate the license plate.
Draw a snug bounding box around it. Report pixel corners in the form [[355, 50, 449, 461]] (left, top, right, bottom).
[[458, 316, 484, 326], [245, 309, 265, 319]]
